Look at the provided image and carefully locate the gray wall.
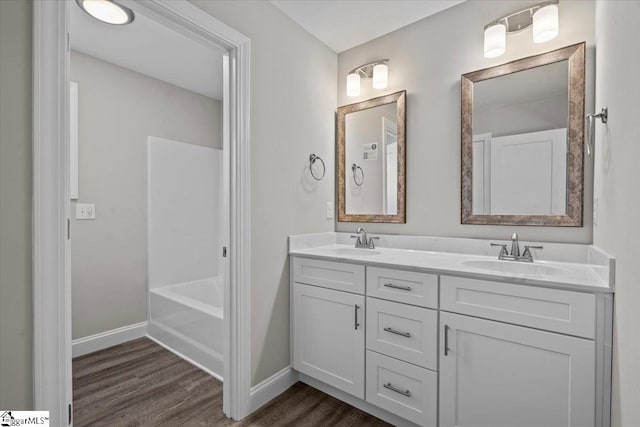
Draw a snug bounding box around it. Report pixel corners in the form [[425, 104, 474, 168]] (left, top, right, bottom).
[[0, 0, 33, 409], [70, 51, 222, 339], [593, 1, 640, 425], [191, 1, 337, 386], [337, 0, 595, 244]]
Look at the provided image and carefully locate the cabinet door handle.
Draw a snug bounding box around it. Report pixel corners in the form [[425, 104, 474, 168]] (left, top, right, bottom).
[[383, 382, 411, 397], [383, 283, 412, 291], [384, 327, 411, 338], [444, 324, 450, 356], [354, 304, 360, 330]]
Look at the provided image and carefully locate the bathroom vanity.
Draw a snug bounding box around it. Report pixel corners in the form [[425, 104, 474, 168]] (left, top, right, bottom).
[[289, 233, 614, 427]]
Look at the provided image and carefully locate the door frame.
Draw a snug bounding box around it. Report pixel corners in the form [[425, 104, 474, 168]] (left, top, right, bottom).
[[32, 1, 252, 424]]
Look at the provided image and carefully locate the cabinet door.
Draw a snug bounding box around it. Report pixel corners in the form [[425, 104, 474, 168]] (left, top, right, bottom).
[[440, 312, 595, 427], [292, 283, 365, 398]]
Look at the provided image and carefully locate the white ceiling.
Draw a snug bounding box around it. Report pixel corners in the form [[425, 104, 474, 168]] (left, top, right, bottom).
[[70, 3, 224, 100], [270, 0, 466, 53]]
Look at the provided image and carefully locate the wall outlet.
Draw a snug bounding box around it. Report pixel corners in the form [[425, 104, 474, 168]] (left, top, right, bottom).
[[593, 197, 598, 226], [76, 203, 96, 220], [326, 202, 334, 220]]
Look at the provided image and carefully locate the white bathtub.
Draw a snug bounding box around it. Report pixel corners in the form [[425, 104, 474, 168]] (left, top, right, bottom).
[[148, 277, 223, 379]]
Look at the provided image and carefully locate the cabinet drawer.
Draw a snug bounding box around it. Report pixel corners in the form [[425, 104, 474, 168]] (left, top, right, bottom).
[[366, 297, 437, 370], [440, 276, 596, 339], [366, 266, 438, 308], [366, 350, 437, 426], [292, 256, 365, 294]]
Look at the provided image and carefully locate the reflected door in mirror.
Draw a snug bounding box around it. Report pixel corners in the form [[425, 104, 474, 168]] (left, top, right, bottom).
[[472, 61, 568, 215]]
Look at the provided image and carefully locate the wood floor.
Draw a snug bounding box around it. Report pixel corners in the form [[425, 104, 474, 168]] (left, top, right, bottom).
[[73, 337, 391, 427]]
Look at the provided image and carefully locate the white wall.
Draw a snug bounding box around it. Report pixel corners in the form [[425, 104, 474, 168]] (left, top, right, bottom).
[[474, 94, 568, 137], [147, 137, 222, 289], [70, 51, 222, 339], [593, 1, 640, 425], [337, 0, 595, 243], [190, 1, 337, 386], [0, 0, 32, 409]]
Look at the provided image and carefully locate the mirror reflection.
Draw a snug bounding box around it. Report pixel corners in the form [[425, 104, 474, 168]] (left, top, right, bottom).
[[472, 61, 569, 215], [345, 103, 398, 215], [337, 90, 406, 223], [461, 43, 585, 227]]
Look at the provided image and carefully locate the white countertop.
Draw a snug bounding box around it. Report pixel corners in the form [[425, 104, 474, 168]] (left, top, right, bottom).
[[289, 244, 613, 293]]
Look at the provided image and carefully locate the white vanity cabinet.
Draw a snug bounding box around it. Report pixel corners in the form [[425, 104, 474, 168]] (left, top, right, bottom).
[[292, 282, 365, 398], [290, 254, 612, 427], [291, 257, 366, 398], [439, 275, 601, 427], [439, 312, 595, 427]]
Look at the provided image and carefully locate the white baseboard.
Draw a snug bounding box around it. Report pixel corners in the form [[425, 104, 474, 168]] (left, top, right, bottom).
[[72, 321, 148, 358], [299, 373, 419, 427], [249, 366, 299, 413], [146, 330, 223, 382]]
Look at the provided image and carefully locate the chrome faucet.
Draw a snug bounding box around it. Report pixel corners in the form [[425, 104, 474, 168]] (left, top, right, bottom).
[[511, 232, 520, 257], [351, 227, 378, 249], [490, 232, 543, 262]]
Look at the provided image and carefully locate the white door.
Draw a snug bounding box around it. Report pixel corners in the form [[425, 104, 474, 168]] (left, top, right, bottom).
[[440, 312, 595, 427], [292, 283, 365, 398], [382, 116, 397, 215], [472, 132, 492, 214], [490, 128, 567, 215]]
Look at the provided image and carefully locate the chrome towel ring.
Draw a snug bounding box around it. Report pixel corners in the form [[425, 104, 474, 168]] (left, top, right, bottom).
[[309, 154, 325, 181], [352, 163, 364, 186]]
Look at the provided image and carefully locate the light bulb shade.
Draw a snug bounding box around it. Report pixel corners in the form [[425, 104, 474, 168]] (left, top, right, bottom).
[[77, 0, 134, 25], [372, 63, 388, 89], [484, 23, 506, 58], [533, 4, 559, 43], [347, 73, 361, 97]]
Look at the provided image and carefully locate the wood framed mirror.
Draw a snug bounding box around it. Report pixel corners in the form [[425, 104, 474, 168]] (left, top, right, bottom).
[[337, 90, 406, 223], [461, 43, 586, 226]]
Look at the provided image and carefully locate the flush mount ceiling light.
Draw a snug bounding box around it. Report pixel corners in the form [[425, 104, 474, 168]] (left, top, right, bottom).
[[346, 60, 388, 97], [76, 0, 135, 25], [484, 0, 559, 58]]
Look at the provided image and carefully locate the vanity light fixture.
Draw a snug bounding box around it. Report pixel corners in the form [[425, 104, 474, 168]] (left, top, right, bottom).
[[76, 0, 135, 25], [483, 0, 559, 58], [346, 60, 388, 97]]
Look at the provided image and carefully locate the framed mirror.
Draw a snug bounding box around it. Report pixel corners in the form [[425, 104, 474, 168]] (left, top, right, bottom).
[[337, 90, 406, 223], [461, 43, 585, 226]]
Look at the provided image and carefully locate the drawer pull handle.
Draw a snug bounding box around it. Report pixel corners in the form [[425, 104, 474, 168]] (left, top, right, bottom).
[[384, 327, 411, 338], [383, 283, 412, 291], [444, 324, 450, 356], [354, 304, 360, 330], [383, 382, 412, 397]]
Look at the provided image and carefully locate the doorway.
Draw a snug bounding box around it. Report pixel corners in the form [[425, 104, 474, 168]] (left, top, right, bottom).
[[32, 1, 251, 425]]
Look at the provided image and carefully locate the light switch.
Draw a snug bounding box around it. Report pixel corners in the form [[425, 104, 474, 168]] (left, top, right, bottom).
[[326, 202, 334, 220], [76, 203, 96, 220]]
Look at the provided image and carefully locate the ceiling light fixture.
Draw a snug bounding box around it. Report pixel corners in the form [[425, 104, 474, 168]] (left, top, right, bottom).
[[483, 0, 559, 58], [346, 60, 388, 97], [76, 0, 135, 25]]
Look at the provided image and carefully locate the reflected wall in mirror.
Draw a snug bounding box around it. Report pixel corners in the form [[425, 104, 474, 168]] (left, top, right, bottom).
[[461, 43, 585, 226], [337, 90, 406, 223]]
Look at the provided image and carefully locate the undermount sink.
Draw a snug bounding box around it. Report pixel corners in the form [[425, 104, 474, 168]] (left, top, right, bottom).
[[462, 260, 569, 276], [329, 248, 381, 257]]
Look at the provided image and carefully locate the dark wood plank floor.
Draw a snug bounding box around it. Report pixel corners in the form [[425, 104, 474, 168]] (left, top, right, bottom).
[[73, 337, 391, 427]]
